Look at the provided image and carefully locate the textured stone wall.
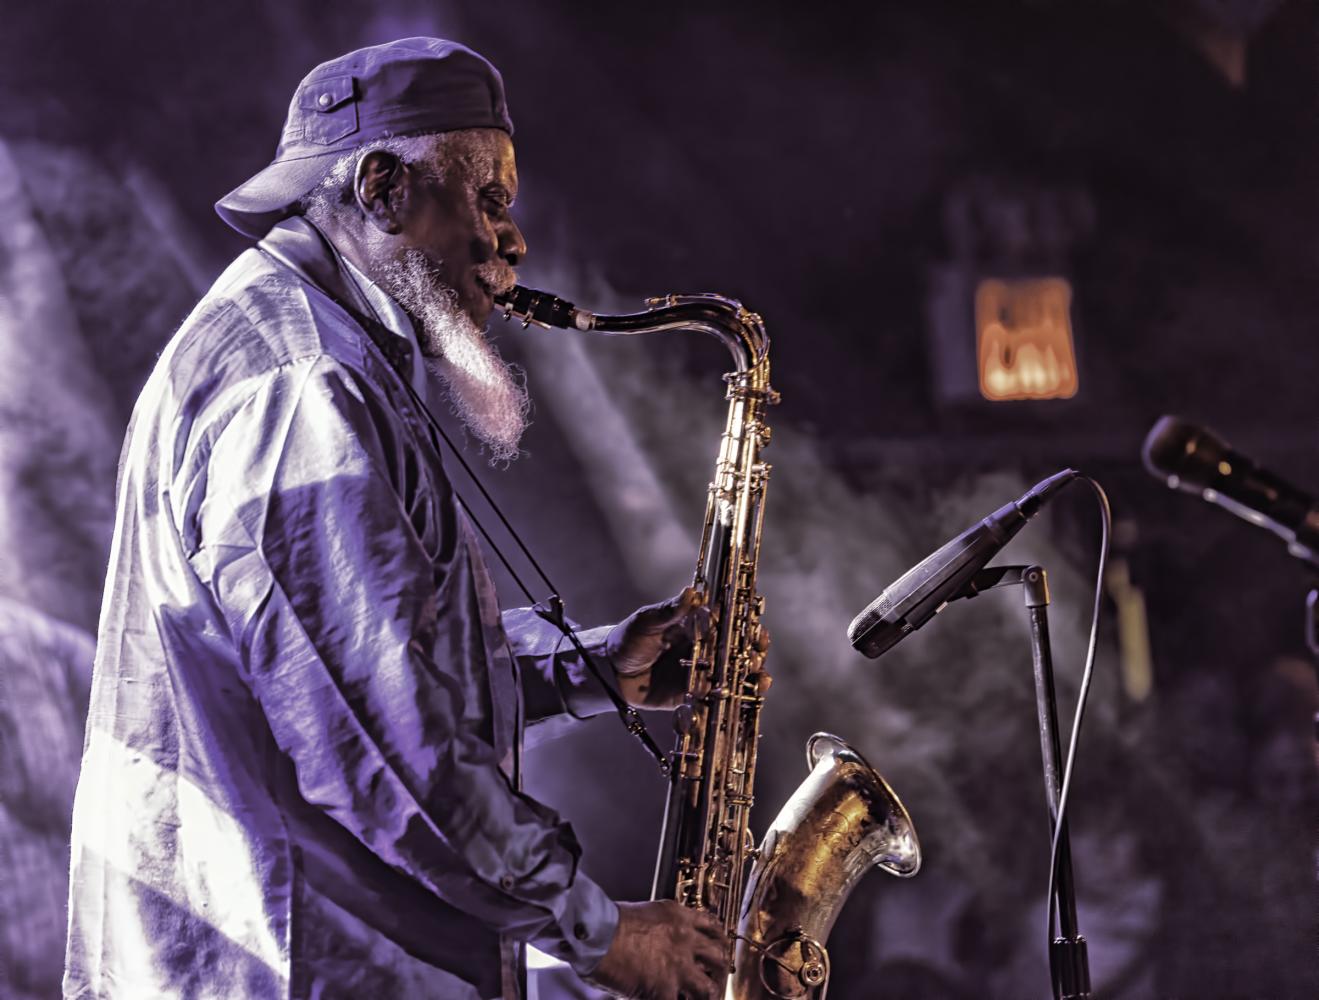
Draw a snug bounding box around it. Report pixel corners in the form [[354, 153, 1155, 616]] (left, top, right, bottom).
[[0, 599, 94, 1000], [0, 137, 200, 998]]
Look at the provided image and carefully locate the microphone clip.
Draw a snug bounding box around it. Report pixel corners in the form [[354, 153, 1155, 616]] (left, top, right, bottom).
[[952, 564, 1049, 610], [956, 564, 1027, 601]]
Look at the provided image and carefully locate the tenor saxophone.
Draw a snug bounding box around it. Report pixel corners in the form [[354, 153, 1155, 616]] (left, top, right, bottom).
[[497, 286, 921, 999]]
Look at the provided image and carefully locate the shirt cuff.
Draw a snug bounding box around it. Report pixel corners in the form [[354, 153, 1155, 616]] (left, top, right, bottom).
[[555, 624, 622, 719], [529, 869, 619, 975]]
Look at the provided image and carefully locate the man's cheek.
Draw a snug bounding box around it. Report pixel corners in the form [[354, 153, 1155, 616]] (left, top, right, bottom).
[[468, 228, 501, 263]]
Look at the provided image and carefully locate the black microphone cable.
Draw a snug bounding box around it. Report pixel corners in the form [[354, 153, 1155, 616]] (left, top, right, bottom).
[[1045, 475, 1111, 1000]]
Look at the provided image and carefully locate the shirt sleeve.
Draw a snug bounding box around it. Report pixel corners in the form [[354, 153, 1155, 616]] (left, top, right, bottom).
[[181, 354, 617, 973], [501, 610, 625, 747]]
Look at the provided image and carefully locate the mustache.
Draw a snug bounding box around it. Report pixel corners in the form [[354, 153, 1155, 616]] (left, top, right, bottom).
[[475, 259, 518, 296]]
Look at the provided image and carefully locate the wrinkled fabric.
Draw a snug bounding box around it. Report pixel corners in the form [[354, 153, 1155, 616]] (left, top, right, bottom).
[[64, 223, 620, 999]]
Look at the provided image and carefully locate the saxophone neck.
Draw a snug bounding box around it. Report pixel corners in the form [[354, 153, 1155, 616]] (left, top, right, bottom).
[[495, 285, 770, 376], [638, 292, 770, 373]]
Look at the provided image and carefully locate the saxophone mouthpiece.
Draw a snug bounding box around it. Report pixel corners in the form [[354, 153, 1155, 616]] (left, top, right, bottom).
[[495, 285, 594, 331]]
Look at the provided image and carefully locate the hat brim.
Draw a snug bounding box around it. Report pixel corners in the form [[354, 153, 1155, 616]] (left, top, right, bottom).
[[215, 152, 342, 239]]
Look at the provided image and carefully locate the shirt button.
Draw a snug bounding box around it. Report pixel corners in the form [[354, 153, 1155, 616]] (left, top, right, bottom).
[[573, 922, 589, 941], [499, 874, 516, 891], [317, 92, 333, 108]]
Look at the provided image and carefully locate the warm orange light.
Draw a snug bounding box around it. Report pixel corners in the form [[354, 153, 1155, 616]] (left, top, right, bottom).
[[975, 277, 1079, 401]]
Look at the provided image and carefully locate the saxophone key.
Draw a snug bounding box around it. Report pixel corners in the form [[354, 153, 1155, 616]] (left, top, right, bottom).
[[673, 703, 694, 735]]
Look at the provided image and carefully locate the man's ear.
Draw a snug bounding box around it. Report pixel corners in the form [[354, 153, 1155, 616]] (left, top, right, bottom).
[[354, 150, 407, 234]]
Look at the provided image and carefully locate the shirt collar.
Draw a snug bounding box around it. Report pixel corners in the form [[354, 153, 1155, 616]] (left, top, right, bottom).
[[342, 258, 430, 399]]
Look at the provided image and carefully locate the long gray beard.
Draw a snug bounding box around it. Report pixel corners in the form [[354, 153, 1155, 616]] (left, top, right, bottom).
[[375, 249, 529, 463]]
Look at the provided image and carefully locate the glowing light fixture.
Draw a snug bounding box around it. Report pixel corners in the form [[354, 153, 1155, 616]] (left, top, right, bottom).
[[975, 277, 1079, 401]]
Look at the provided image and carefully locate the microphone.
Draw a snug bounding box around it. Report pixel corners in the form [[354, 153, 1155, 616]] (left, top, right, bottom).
[[848, 469, 1078, 659], [1141, 416, 1319, 567]]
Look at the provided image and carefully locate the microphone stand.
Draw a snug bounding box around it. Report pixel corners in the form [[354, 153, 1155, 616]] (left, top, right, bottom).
[[961, 564, 1092, 1000], [1307, 589, 1319, 743]]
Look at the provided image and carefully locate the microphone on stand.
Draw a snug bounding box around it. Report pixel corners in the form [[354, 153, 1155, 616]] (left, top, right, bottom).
[[1141, 416, 1319, 568], [847, 469, 1078, 659]]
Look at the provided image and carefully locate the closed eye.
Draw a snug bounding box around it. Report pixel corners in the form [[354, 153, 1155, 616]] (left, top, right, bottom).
[[483, 186, 513, 211]]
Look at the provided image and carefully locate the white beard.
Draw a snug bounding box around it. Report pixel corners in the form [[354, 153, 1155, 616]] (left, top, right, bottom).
[[375, 249, 530, 463]]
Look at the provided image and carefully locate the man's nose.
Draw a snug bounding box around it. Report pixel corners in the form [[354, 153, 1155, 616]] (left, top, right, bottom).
[[500, 217, 527, 267]]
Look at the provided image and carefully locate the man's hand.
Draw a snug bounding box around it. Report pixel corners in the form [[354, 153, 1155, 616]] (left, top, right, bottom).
[[606, 587, 770, 710], [583, 900, 729, 1000]]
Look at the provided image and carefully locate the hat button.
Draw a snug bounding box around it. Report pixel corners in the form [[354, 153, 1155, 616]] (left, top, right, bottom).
[[317, 92, 332, 109]]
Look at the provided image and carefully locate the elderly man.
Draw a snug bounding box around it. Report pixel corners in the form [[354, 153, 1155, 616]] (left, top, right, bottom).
[[64, 38, 730, 1000]]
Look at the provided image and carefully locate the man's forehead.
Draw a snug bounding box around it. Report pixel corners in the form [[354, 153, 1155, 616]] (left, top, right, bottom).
[[439, 129, 517, 191]]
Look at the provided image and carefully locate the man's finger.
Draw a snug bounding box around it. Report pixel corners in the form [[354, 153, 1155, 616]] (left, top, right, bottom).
[[668, 586, 701, 624], [688, 908, 727, 942], [692, 600, 713, 638], [638, 586, 701, 633], [678, 964, 723, 1000], [691, 932, 729, 975]]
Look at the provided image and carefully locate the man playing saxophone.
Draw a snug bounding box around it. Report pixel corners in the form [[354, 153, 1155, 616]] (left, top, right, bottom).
[[63, 37, 766, 1000]]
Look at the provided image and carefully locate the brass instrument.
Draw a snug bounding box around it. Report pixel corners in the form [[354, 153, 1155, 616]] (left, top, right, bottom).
[[497, 286, 921, 999]]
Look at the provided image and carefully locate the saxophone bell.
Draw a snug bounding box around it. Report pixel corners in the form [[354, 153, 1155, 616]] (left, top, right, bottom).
[[733, 734, 921, 1000]]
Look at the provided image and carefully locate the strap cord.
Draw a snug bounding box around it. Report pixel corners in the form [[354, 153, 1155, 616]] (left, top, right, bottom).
[[272, 227, 668, 772]]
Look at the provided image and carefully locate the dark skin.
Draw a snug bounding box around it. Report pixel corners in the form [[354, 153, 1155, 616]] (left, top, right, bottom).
[[608, 587, 772, 710], [319, 128, 524, 331], [316, 129, 774, 997]]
